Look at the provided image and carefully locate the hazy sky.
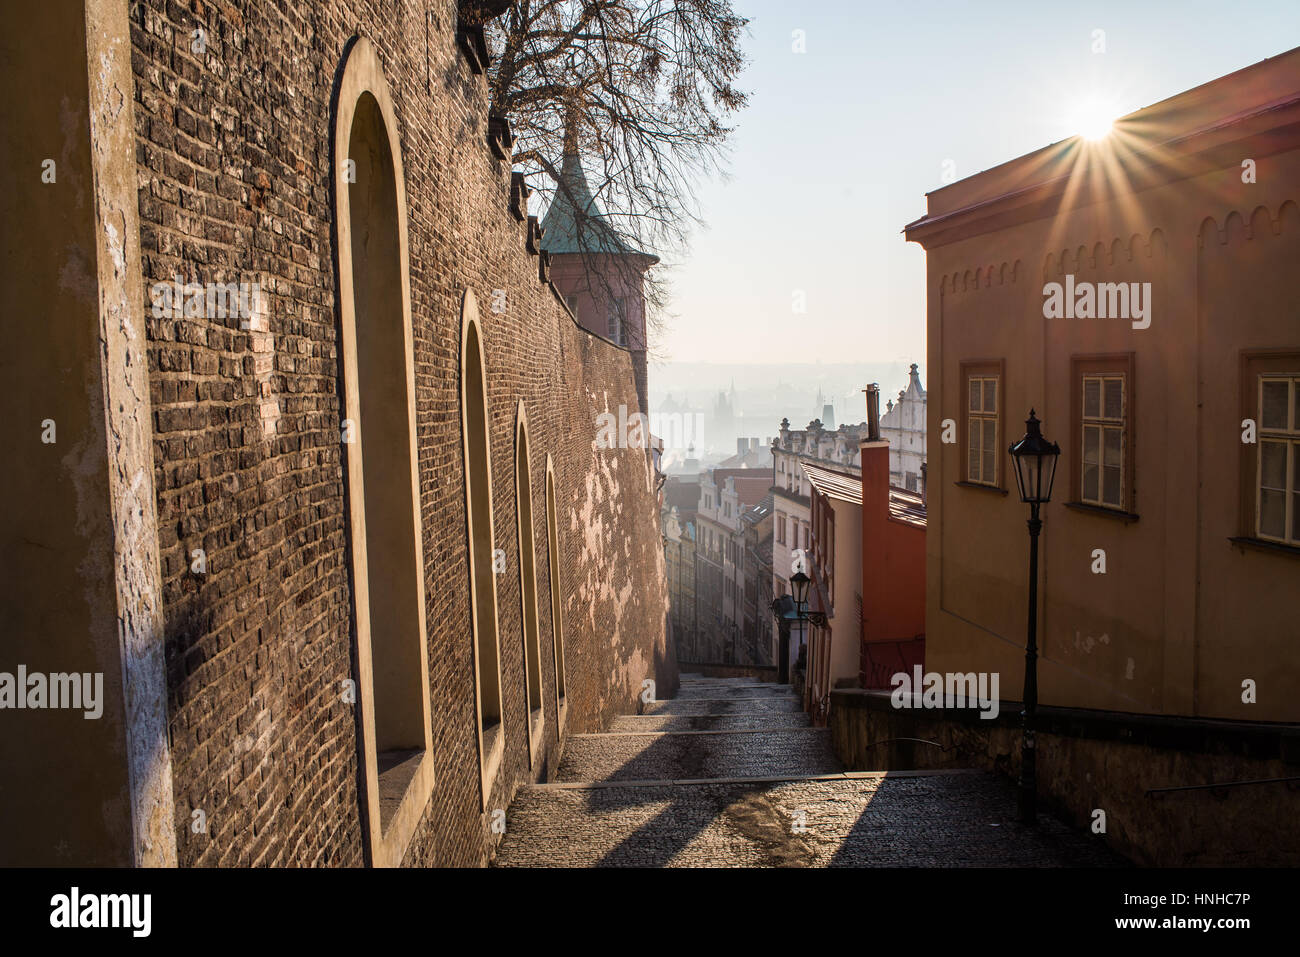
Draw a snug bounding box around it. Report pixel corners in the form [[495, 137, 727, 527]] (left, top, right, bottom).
[[656, 0, 1300, 367]]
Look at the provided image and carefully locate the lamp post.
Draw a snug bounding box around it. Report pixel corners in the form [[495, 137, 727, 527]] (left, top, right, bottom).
[[786, 569, 827, 712], [1007, 409, 1061, 825]]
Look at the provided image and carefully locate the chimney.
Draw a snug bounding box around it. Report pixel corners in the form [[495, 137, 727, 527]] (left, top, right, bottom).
[[920, 462, 928, 509], [866, 384, 881, 441]]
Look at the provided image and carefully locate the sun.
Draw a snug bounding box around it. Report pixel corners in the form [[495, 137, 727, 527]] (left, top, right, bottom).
[[1070, 96, 1119, 141]]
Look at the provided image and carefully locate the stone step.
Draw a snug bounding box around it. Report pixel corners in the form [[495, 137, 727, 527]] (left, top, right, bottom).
[[608, 712, 812, 732], [644, 697, 802, 715], [554, 728, 841, 783], [491, 771, 1121, 867], [674, 683, 796, 699], [677, 677, 790, 689]]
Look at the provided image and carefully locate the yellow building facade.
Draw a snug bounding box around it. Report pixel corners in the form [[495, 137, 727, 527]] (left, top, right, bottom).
[[907, 48, 1300, 724]]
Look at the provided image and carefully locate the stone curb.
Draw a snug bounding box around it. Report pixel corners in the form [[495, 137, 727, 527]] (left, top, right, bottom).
[[530, 768, 985, 790], [572, 727, 829, 738]]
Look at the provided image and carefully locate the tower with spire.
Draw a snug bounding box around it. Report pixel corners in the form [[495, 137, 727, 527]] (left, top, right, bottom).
[[541, 111, 658, 412]]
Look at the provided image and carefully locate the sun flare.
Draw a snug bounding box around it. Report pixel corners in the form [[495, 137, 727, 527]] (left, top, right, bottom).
[[1070, 96, 1120, 141]]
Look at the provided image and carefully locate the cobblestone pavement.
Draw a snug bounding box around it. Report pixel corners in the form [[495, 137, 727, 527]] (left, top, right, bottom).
[[644, 696, 803, 715], [492, 675, 1121, 867], [607, 712, 811, 732], [555, 728, 840, 781]]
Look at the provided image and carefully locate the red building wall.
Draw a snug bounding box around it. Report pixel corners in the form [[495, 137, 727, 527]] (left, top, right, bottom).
[[860, 440, 926, 689]]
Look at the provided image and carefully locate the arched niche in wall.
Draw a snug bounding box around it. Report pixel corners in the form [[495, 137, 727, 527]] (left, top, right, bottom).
[[514, 403, 544, 763], [332, 35, 434, 868], [545, 454, 568, 722], [460, 289, 505, 803]]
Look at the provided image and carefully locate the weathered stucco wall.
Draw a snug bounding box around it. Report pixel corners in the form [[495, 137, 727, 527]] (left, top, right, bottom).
[[1, 0, 175, 867], [915, 57, 1300, 722]]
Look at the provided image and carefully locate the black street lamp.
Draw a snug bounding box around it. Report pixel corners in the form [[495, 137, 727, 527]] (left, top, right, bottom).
[[789, 570, 810, 608], [1007, 409, 1061, 825]]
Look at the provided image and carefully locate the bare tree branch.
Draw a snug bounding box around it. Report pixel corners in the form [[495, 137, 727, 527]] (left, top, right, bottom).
[[483, 0, 749, 359]]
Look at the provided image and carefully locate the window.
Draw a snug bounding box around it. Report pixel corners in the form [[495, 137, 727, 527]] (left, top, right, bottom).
[[905, 471, 917, 492], [965, 369, 1000, 485], [1081, 376, 1125, 508], [565, 295, 579, 317], [776, 513, 786, 545], [608, 298, 626, 346], [826, 508, 836, 607], [1069, 355, 1135, 514], [1257, 374, 1300, 544]]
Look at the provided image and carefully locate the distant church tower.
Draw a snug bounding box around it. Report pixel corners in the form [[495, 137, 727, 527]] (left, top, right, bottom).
[[542, 116, 658, 413]]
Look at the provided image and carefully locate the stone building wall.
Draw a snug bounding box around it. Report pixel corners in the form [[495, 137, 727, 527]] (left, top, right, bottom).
[[128, 0, 673, 867], [829, 688, 1299, 866]]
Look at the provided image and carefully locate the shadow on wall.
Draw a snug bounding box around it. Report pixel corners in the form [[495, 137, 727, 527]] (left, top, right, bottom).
[[655, 607, 680, 702]]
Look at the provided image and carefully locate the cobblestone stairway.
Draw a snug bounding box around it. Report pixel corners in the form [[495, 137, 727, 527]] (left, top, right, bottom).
[[491, 674, 1120, 867]]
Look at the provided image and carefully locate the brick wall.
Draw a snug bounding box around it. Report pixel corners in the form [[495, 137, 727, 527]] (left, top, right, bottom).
[[130, 0, 673, 866]]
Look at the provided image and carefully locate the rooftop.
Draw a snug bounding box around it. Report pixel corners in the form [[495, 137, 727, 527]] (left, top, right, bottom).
[[888, 487, 927, 529], [801, 461, 862, 506], [540, 152, 658, 261], [904, 45, 1300, 245]]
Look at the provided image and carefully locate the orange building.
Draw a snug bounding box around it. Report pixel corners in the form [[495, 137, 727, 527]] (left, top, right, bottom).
[[858, 388, 926, 690], [905, 48, 1300, 723], [802, 388, 926, 721]]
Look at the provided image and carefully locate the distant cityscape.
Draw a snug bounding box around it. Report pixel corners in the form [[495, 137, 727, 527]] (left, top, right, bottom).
[[660, 363, 928, 675], [649, 360, 917, 471]]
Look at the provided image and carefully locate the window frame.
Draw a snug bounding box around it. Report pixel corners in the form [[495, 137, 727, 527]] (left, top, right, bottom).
[[1068, 354, 1136, 514], [959, 359, 1005, 489], [1240, 351, 1300, 548], [608, 297, 626, 346]]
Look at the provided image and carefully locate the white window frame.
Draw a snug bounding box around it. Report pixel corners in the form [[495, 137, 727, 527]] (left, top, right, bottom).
[[1257, 375, 1300, 546], [1081, 374, 1126, 510], [967, 374, 999, 486]]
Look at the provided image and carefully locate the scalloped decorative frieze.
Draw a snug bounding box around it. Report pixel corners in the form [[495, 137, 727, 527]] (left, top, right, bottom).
[[1198, 200, 1300, 246], [941, 259, 1022, 294], [1041, 228, 1169, 281]]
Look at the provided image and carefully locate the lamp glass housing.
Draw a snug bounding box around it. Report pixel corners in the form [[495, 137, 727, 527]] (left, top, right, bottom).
[[789, 570, 810, 606], [1008, 410, 1061, 505]]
